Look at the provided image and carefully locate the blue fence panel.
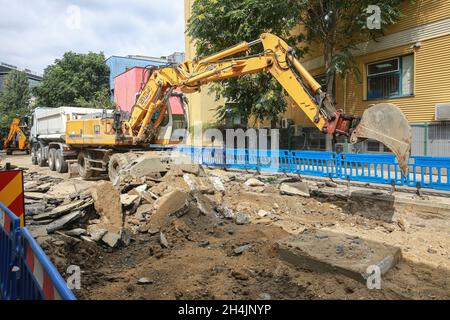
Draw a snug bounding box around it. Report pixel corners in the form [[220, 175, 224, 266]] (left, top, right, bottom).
[[16, 228, 76, 300], [0, 202, 20, 300], [179, 147, 450, 192], [340, 153, 404, 185], [291, 151, 337, 178], [407, 156, 450, 190]]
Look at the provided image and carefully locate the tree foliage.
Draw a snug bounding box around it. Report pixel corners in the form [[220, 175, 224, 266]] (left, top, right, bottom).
[[0, 70, 31, 128], [34, 52, 113, 109], [187, 0, 306, 125]]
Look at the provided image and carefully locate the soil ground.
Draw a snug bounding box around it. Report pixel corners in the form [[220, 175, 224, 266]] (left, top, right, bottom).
[[3, 153, 450, 300]]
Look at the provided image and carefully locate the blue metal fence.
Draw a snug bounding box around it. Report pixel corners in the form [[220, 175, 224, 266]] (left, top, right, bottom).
[[178, 147, 450, 191], [0, 201, 76, 300], [0, 202, 20, 300], [16, 228, 76, 300]]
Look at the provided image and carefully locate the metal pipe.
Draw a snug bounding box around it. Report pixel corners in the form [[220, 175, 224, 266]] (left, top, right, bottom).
[[183, 68, 218, 85], [289, 55, 322, 93], [200, 42, 250, 64], [248, 38, 263, 47]]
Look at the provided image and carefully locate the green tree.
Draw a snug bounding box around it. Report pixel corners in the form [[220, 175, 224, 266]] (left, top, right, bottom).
[[34, 52, 113, 109], [0, 70, 31, 128], [187, 0, 307, 126]]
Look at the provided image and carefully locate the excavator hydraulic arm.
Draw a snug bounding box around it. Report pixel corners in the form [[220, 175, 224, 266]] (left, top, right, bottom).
[[119, 33, 411, 174]]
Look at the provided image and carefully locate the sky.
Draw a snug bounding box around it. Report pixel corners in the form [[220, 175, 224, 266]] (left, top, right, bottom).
[[0, 0, 185, 74]]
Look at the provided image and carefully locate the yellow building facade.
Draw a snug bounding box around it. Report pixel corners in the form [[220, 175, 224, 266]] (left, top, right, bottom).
[[300, 0, 450, 125], [184, 0, 224, 137]]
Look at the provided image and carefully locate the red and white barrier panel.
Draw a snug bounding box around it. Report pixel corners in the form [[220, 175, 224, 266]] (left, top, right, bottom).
[[0, 208, 12, 233], [20, 228, 76, 300], [24, 242, 64, 300]]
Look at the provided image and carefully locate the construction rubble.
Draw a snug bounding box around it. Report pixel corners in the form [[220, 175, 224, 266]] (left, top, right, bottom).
[[17, 155, 450, 300]]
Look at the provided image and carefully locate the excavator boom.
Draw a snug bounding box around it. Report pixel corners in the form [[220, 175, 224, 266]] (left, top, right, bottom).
[[122, 33, 411, 173]]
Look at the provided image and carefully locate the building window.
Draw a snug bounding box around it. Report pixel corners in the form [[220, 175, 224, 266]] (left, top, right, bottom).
[[367, 54, 414, 100]]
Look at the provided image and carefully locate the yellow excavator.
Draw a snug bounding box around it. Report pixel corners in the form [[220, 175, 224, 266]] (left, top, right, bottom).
[[2, 117, 30, 155], [64, 33, 411, 181]]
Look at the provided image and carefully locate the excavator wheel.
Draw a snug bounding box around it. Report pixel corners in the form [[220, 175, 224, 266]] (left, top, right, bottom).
[[36, 144, 47, 167], [108, 153, 139, 185], [31, 146, 38, 165], [78, 151, 95, 179]]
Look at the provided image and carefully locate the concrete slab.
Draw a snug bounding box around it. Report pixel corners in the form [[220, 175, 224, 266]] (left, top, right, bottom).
[[280, 182, 310, 197], [277, 229, 401, 284]]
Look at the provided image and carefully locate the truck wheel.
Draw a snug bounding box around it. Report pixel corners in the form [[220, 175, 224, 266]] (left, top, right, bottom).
[[48, 149, 57, 171], [31, 147, 38, 165], [108, 153, 138, 185], [78, 151, 94, 179], [37, 145, 47, 167], [55, 150, 68, 173]]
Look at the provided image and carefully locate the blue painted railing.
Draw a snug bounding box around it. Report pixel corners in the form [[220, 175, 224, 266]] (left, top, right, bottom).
[[0, 201, 76, 300], [0, 202, 20, 300], [178, 147, 450, 191]]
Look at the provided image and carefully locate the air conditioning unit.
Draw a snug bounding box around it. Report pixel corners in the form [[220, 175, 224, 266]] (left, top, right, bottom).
[[281, 118, 293, 129], [290, 125, 303, 136], [435, 103, 450, 121]]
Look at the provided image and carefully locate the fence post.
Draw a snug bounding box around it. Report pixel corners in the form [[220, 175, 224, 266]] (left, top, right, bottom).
[[336, 152, 342, 179]]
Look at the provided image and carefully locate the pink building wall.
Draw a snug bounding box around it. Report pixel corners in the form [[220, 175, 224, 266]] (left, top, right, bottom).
[[114, 67, 184, 115]]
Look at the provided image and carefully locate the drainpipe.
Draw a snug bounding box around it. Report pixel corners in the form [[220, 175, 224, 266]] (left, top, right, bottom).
[[424, 124, 428, 156], [343, 74, 349, 153]]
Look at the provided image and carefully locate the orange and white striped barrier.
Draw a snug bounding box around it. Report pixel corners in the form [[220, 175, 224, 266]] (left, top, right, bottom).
[[0, 170, 25, 227]]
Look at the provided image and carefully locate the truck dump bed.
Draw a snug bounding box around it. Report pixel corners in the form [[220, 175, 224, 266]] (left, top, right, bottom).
[[31, 107, 107, 142]]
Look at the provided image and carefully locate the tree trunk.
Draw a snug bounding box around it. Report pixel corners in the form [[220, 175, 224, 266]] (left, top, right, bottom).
[[326, 73, 335, 99]]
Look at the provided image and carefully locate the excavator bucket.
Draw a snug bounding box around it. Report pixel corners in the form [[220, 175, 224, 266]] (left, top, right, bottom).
[[350, 103, 412, 175]]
